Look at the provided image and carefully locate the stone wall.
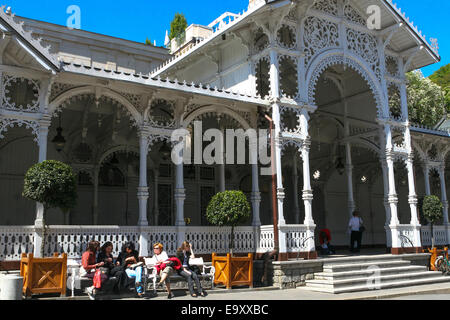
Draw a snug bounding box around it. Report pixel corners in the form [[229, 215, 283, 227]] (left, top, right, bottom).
[[271, 260, 323, 289]]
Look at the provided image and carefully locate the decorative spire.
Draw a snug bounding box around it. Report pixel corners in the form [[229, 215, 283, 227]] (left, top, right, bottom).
[[164, 30, 170, 46]]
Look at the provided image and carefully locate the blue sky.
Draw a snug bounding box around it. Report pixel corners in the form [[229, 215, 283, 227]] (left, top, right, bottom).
[[6, 0, 448, 77]]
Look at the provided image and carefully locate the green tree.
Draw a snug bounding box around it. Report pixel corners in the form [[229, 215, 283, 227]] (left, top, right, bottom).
[[206, 190, 251, 255], [429, 64, 450, 112], [406, 71, 446, 127], [169, 13, 188, 41], [23, 160, 77, 256], [145, 38, 152, 46], [422, 195, 443, 248]]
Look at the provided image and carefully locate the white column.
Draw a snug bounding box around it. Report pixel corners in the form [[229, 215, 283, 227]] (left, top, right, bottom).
[[269, 47, 288, 257], [380, 158, 392, 248], [439, 165, 449, 225], [92, 166, 99, 225], [34, 116, 51, 257], [174, 141, 186, 227], [137, 129, 149, 226], [345, 142, 356, 218], [423, 164, 431, 196], [154, 168, 160, 226], [384, 124, 401, 249], [292, 155, 301, 224], [300, 110, 316, 252], [251, 162, 262, 227], [405, 155, 419, 225], [218, 126, 226, 192]]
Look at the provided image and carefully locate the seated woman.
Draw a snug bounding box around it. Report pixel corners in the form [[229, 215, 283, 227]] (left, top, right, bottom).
[[97, 241, 130, 294], [81, 240, 107, 299], [176, 241, 206, 297], [319, 228, 336, 255], [116, 242, 145, 298], [148, 243, 175, 299]]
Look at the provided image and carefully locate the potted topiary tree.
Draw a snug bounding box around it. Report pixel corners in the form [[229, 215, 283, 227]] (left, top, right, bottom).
[[206, 190, 253, 289], [422, 195, 444, 270], [22, 160, 77, 257]]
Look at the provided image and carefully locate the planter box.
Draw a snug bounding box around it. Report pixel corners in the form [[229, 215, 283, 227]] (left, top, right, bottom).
[[212, 253, 253, 289], [20, 253, 67, 297]]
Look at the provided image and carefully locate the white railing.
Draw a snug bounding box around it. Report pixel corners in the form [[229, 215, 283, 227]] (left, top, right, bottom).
[[44, 226, 141, 258], [0, 226, 35, 260], [258, 225, 275, 252], [185, 226, 255, 254], [0, 225, 257, 260], [282, 225, 311, 253], [421, 225, 448, 247]]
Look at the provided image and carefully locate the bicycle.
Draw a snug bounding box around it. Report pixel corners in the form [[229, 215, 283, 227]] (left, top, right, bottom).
[[435, 253, 450, 275]]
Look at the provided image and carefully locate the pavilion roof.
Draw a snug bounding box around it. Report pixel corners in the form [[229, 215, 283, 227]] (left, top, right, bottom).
[[0, 5, 60, 72], [151, 0, 440, 78]]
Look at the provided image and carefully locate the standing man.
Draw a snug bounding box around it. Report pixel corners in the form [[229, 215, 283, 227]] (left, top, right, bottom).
[[348, 211, 364, 253]]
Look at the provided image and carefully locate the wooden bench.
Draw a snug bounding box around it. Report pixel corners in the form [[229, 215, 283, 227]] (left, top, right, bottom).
[[143, 257, 215, 294]]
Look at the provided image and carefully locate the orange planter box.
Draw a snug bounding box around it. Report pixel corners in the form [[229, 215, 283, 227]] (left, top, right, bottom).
[[20, 253, 67, 297], [212, 253, 253, 289]]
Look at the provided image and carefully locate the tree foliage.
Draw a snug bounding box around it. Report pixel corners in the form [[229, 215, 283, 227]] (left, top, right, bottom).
[[422, 195, 443, 224], [23, 160, 77, 212], [406, 71, 447, 127], [169, 13, 188, 41], [429, 64, 450, 111], [206, 190, 251, 253], [206, 190, 251, 227]]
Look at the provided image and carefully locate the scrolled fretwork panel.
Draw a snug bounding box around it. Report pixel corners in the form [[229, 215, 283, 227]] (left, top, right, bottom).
[[2, 74, 41, 112]]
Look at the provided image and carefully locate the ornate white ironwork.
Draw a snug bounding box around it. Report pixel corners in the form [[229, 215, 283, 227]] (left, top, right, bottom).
[[385, 56, 400, 78], [312, 0, 338, 16], [346, 29, 381, 80], [2, 74, 40, 112], [303, 16, 340, 66], [0, 117, 40, 143], [344, 4, 366, 26], [308, 55, 383, 117]]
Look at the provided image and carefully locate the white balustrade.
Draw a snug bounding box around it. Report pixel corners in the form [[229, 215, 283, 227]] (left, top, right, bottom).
[[281, 225, 311, 253], [0, 225, 257, 260], [0, 226, 35, 260], [184, 226, 255, 254], [258, 225, 275, 252], [421, 225, 448, 247]]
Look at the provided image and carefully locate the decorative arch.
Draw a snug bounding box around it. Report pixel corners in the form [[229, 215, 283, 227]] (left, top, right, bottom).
[[410, 139, 427, 163], [182, 105, 251, 130], [98, 145, 143, 166], [0, 118, 40, 144], [306, 50, 386, 119], [48, 86, 143, 125]]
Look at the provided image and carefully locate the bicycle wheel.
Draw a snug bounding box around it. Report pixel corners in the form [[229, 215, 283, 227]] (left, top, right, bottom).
[[435, 257, 445, 273]]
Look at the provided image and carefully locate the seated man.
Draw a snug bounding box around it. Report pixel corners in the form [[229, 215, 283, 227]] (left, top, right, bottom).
[[319, 228, 336, 255]]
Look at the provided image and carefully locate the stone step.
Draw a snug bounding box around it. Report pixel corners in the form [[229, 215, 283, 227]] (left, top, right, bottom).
[[319, 254, 425, 266], [306, 271, 443, 289], [323, 260, 410, 273], [313, 265, 428, 281], [304, 275, 450, 294]]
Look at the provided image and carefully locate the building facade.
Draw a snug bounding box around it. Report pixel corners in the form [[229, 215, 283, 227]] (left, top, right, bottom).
[[0, 0, 449, 260]]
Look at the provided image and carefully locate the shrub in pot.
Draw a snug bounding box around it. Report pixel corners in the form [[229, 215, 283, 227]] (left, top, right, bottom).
[[23, 160, 77, 257], [206, 190, 253, 289]]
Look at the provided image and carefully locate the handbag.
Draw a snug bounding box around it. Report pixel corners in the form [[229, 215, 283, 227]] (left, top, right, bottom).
[[359, 218, 366, 232]]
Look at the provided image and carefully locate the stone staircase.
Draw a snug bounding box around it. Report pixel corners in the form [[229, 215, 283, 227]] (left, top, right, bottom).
[[305, 254, 450, 294]]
